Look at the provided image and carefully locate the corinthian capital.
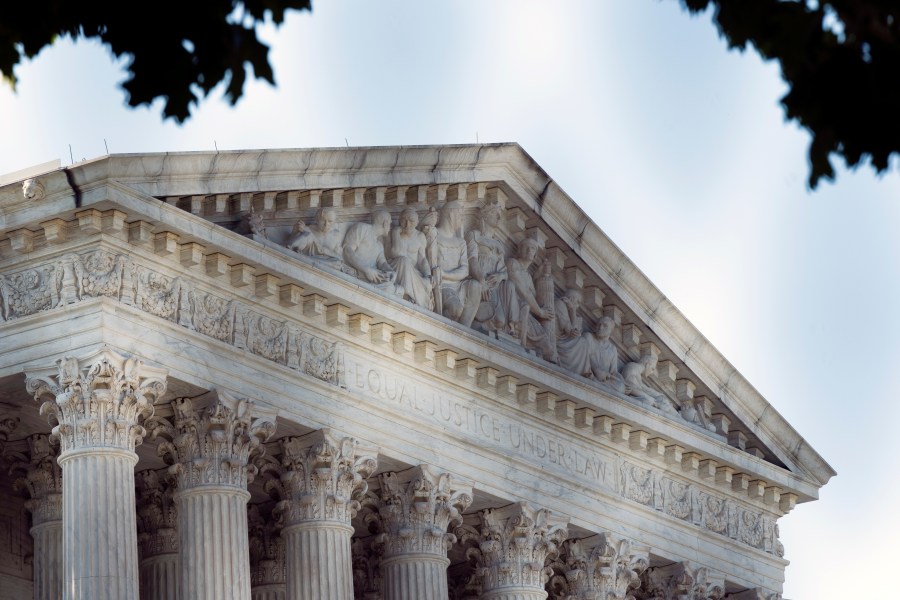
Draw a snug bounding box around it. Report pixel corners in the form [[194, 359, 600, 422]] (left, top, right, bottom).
[[271, 429, 378, 526], [640, 562, 725, 600], [136, 469, 178, 558], [25, 348, 168, 453], [149, 390, 277, 491], [0, 415, 18, 455], [371, 465, 473, 558], [469, 502, 569, 593], [7, 433, 62, 526], [248, 503, 286, 587], [563, 533, 648, 600], [351, 537, 383, 599]]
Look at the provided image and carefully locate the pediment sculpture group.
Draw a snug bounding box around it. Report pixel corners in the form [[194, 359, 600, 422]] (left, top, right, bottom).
[[283, 199, 688, 420]]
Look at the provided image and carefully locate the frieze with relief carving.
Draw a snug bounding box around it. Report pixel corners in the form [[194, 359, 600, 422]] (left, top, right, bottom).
[[0, 249, 342, 386], [617, 461, 782, 555]]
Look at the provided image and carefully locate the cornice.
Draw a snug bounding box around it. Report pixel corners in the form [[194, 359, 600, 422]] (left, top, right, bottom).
[[0, 145, 834, 491], [0, 224, 817, 507]]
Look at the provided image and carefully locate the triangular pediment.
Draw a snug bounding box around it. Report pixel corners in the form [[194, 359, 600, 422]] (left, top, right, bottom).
[[0, 144, 834, 500]]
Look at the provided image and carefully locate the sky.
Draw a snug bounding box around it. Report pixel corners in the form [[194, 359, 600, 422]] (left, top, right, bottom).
[[1, 1, 898, 597]]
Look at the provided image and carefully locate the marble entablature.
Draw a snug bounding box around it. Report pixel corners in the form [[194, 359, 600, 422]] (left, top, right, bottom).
[[0, 146, 832, 599]]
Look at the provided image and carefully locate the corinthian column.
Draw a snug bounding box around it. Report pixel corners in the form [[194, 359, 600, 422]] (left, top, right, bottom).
[[0, 414, 19, 454], [639, 562, 725, 600], [149, 392, 276, 600], [248, 504, 286, 600], [370, 465, 472, 600], [562, 533, 648, 600], [26, 350, 167, 600], [468, 503, 569, 600], [273, 429, 378, 600], [136, 469, 179, 600], [8, 433, 62, 600]]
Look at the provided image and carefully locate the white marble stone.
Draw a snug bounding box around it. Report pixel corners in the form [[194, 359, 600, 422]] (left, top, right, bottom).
[[148, 393, 275, 600], [369, 465, 472, 600], [0, 146, 834, 599], [25, 350, 167, 600]]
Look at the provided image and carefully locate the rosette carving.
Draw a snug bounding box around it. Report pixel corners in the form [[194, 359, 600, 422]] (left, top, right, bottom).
[[26, 349, 168, 453], [466, 502, 569, 594], [563, 533, 648, 600], [7, 433, 62, 526], [267, 429, 378, 526], [136, 469, 178, 558], [369, 465, 473, 558], [149, 391, 276, 491]]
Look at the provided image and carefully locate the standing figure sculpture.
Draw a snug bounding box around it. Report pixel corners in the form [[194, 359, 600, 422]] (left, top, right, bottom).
[[388, 208, 434, 310], [464, 198, 510, 332], [498, 236, 556, 362], [431, 201, 479, 323], [286, 207, 345, 270], [342, 209, 400, 295]]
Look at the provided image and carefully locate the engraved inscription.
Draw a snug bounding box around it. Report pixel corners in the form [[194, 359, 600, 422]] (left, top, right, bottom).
[[346, 358, 611, 488]]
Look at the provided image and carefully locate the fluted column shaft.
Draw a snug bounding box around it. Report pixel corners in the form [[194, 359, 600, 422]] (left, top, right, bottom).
[[30, 519, 62, 600], [252, 584, 287, 600], [273, 430, 378, 600], [177, 487, 252, 599], [371, 466, 472, 600], [139, 554, 178, 600], [26, 350, 168, 600], [468, 503, 569, 600], [284, 521, 355, 600], [10, 433, 63, 600], [149, 393, 276, 600], [380, 554, 449, 599], [136, 468, 180, 600], [60, 448, 141, 600]]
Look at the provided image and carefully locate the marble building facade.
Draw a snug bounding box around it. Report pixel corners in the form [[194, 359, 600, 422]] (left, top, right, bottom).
[[0, 144, 833, 600]]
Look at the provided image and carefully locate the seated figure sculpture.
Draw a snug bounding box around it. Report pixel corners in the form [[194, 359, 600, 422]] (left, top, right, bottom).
[[286, 207, 345, 270], [588, 316, 625, 389], [387, 208, 434, 310], [555, 292, 625, 390], [342, 209, 400, 295]]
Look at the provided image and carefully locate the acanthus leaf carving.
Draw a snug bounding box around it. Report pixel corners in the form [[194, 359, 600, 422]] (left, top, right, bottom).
[[148, 391, 276, 491], [272, 429, 378, 526], [25, 349, 168, 454], [351, 536, 383, 600], [135, 468, 179, 558], [6, 433, 62, 526], [636, 562, 725, 600], [462, 502, 569, 594], [368, 465, 473, 558], [562, 533, 648, 600], [248, 503, 286, 587]]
